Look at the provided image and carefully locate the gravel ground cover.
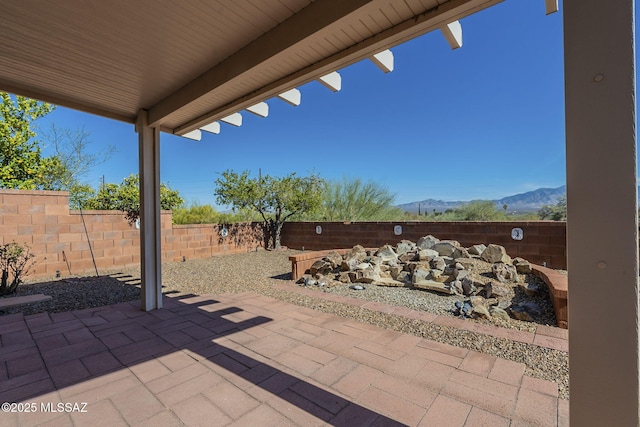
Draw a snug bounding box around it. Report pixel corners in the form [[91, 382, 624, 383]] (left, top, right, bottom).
[[1, 249, 569, 398]]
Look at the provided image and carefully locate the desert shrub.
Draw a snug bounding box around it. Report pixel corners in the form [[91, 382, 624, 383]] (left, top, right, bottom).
[[0, 242, 35, 296]]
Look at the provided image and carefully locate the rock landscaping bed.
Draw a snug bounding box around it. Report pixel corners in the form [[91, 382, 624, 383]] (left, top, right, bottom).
[[295, 236, 557, 333]]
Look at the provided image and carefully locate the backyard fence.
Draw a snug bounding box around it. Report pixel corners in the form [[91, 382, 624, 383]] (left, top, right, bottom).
[[1, 189, 569, 279]]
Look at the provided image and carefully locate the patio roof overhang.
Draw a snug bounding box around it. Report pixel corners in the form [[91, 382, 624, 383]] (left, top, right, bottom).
[[0, 0, 500, 138], [0, 1, 638, 426]]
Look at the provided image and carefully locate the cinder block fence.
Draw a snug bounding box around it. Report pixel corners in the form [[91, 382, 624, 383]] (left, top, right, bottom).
[[0, 190, 263, 279], [0, 189, 571, 279], [281, 221, 567, 269]]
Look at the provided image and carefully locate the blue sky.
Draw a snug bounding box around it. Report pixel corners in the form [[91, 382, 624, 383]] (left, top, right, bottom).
[[36, 1, 567, 208]]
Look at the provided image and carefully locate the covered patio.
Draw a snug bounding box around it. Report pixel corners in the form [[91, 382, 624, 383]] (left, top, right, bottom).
[[0, 0, 637, 425], [1, 289, 567, 426]]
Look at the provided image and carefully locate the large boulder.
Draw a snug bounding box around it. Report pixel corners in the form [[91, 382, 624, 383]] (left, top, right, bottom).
[[417, 235, 439, 250], [342, 246, 367, 271], [468, 244, 487, 256], [481, 244, 511, 264], [452, 246, 471, 259], [325, 251, 343, 269], [513, 257, 532, 274], [430, 257, 447, 271], [396, 240, 416, 255], [485, 281, 511, 298], [418, 249, 439, 261], [310, 259, 333, 276], [433, 241, 457, 257], [492, 263, 519, 283], [375, 245, 398, 263]]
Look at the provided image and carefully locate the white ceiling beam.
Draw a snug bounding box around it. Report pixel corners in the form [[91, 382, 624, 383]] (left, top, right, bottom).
[[181, 129, 201, 141], [440, 20, 463, 49], [277, 89, 302, 106], [317, 71, 342, 92], [173, 0, 503, 135], [220, 113, 243, 127], [148, 0, 375, 127], [369, 50, 394, 73], [200, 122, 221, 134], [545, 0, 559, 15], [246, 102, 269, 118]]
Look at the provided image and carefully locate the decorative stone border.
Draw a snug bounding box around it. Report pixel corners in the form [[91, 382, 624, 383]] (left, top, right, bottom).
[[531, 265, 568, 329], [289, 249, 569, 329]]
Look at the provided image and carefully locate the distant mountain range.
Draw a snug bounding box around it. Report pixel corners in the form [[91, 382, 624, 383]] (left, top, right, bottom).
[[397, 186, 567, 214]]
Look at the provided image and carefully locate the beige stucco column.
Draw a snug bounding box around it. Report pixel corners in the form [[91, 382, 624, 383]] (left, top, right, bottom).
[[565, 1, 638, 425], [136, 110, 163, 311]]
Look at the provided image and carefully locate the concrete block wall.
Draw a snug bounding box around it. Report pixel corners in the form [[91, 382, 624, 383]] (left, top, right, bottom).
[[281, 221, 568, 269], [0, 190, 264, 279]]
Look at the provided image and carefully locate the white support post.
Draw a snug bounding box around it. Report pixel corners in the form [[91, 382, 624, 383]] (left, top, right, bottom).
[[136, 110, 163, 311], [565, 1, 638, 425]]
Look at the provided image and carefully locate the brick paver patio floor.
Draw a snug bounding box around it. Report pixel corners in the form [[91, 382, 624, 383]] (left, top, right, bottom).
[[0, 291, 568, 426]]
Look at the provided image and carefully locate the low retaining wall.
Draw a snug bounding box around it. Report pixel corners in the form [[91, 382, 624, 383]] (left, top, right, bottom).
[[290, 250, 568, 329]]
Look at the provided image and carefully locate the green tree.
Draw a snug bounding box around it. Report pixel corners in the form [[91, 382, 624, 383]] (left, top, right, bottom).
[[0, 92, 68, 189], [315, 177, 404, 221], [214, 170, 325, 249], [538, 195, 567, 220], [83, 174, 183, 223]]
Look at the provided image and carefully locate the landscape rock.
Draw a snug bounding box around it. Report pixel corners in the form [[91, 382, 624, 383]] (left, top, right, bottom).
[[454, 258, 475, 269], [325, 251, 344, 269], [513, 257, 533, 274], [398, 252, 418, 263], [417, 235, 439, 250], [509, 302, 541, 322], [375, 245, 398, 262], [489, 306, 511, 321], [412, 267, 431, 283], [468, 244, 487, 256], [461, 277, 477, 296], [375, 278, 406, 287], [413, 279, 455, 295], [433, 242, 457, 257], [430, 257, 447, 271], [485, 281, 510, 298], [338, 272, 351, 283], [310, 259, 333, 276], [472, 304, 491, 319], [396, 240, 416, 255], [418, 249, 439, 261], [492, 263, 519, 283], [481, 244, 511, 264], [452, 246, 471, 259]]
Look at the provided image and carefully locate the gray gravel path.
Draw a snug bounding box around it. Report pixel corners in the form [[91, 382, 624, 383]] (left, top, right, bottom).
[[1, 249, 568, 398]]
